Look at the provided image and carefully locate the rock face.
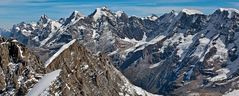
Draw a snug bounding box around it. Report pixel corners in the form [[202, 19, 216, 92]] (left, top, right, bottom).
[[43, 39, 156, 96], [8, 7, 239, 95], [0, 37, 44, 95], [0, 37, 155, 96]]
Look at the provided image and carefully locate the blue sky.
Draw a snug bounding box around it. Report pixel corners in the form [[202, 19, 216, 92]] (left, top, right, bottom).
[[0, 0, 238, 29]]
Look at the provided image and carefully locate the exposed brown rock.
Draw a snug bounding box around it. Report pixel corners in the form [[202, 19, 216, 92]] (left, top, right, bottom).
[[0, 37, 45, 95], [45, 41, 154, 96]]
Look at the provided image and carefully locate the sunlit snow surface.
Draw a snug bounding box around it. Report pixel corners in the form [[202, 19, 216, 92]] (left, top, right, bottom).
[[27, 69, 61, 96], [182, 9, 203, 15]]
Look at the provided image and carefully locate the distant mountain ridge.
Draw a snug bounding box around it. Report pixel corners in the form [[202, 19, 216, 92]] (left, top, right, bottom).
[[0, 28, 11, 37], [4, 7, 239, 95]]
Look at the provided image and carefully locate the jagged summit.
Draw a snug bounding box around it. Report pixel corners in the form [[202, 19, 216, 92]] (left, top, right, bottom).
[[115, 11, 124, 17], [64, 10, 84, 25], [209, 8, 239, 19], [101, 6, 110, 11], [39, 14, 50, 24], [70, 10, 84, 18], [89, 6, 114, 21], [169, 10, 178, 15], [213, 8, 239, 18]]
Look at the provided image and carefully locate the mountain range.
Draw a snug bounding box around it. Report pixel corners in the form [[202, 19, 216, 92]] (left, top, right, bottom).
[[1, 7, 239, 95]]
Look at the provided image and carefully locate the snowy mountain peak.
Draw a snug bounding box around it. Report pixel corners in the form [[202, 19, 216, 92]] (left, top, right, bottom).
[[181, 9, 203, 15], [68, 10, 84, 20], [147, 14, 158, 21], [64, 10, 84, 25], [71, 10, 84, 17], [170, 10, 178, 15], [100, 6, 110, 11], [58, 18, 65, 24], [215, 8, 239, 18], [219, 8, 239, 13], [115, 11, 124, 17], [91, 6, 113, 21]]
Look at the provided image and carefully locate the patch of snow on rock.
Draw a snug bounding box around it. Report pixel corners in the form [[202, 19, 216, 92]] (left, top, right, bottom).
[[21, 29, 32, 36], [193, 37, 210, 57], [210, 68, 230, 82], [177, 34, 194, 58], [149, 62, 162, 69], [147, 15, 158, 21], [11, 39, 18, 43], [16, 45, 25, 58], [93, 7, 108, 21], [115, 11, 123, 17], [92, 30, 100, 39], [223, 89, 239, 96]]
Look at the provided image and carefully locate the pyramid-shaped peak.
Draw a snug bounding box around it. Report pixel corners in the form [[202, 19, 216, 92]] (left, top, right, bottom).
[[63, 10, 84, 25], [95, 6, 112, 13], [90, 6, 113, 21], [69, 10, 84, 18], [100, 6, 110, 11], [39, 14, 50, 24], [68, 10, 84, 19]]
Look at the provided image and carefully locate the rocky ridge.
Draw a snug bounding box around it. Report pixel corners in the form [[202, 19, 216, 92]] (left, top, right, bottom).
[[0, 37, 156, 96]]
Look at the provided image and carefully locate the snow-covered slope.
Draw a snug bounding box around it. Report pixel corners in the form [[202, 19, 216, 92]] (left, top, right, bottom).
[[27, 69, 61, 96]]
